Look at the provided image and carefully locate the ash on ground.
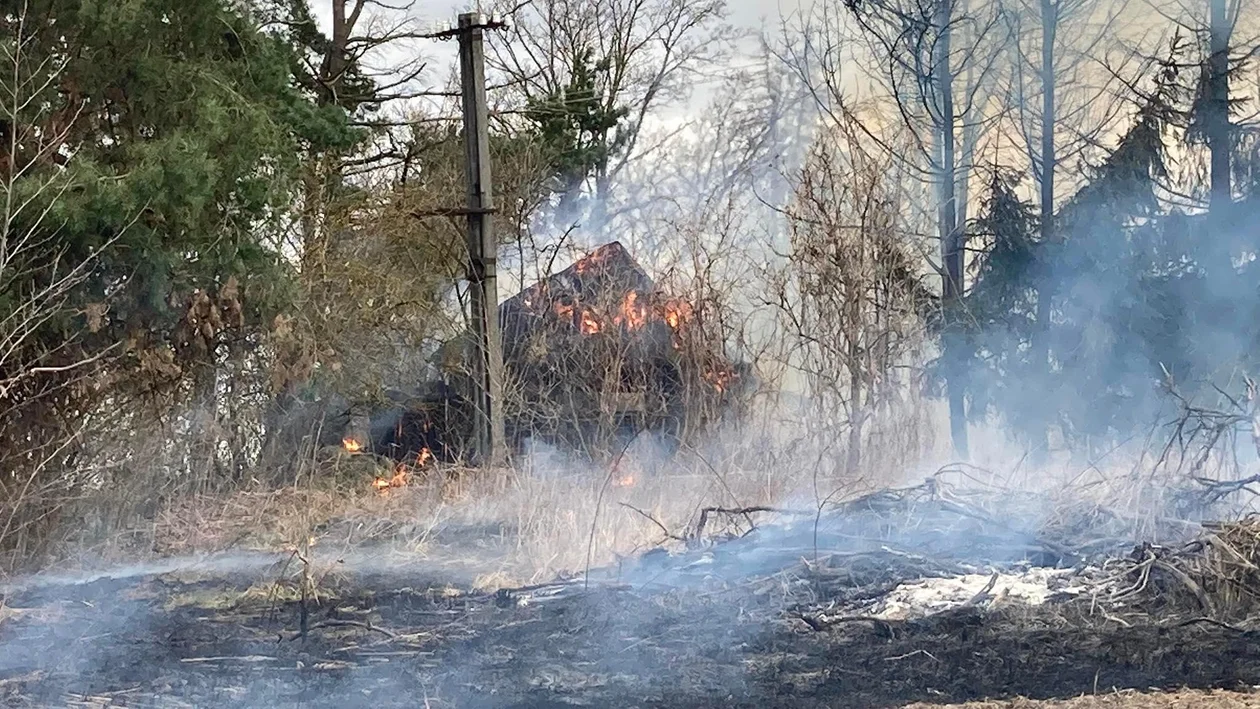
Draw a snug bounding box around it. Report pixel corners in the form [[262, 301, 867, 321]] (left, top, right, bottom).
[[3, 476, 1260, 708], [867, 567, 1086, 620]]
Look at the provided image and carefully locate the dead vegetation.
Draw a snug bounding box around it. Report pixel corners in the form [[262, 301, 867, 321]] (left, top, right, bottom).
[[9, 2, 1260, 708], [907, 690, 1260, 707], [7, 325, 1260, 707], [8, 459, 1260, 708]]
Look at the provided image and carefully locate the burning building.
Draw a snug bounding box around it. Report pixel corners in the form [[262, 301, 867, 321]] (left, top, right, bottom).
[[350, 242, 748, 465], [493, 241, 742, 457]]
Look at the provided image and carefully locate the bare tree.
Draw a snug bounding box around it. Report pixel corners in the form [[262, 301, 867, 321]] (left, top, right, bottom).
[[284, 0, 440, 116], [0, 2, 131, 562], [998, 0, 1137, 454], [608, 50, 811, 258], [261, 1, 480, 465], [1204, 0, 1236, 215], [0, 7, 101, 391], [772, 117, 936, 478], [484, 0, 731, 234], [779, 0, 1007, 457], [263, 0, 458, 279]]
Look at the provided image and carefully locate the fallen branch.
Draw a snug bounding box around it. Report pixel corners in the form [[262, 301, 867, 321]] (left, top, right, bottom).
[[1154, 559, 1217, 617], [885, 649, 939, 662], [180, 655, 279, 664], [1175, 616, 1248, 633], [619, 503, 686, 543], [289, 619, 399, 640], [693, 506, 808, 542], [1193, 474, 1260, 504], [964, 572, 1000, 606], [796, 612, 894, 636]]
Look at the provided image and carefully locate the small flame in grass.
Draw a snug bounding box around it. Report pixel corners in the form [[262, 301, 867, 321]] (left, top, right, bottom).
[[611, 452, 638, 488], [342, 437, 363, 454], [372, 448, 432, 493], [373, 465, 410, 493]]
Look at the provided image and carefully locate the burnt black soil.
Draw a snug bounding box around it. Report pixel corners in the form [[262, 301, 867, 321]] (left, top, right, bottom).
[[3, 565, 1260, 709]]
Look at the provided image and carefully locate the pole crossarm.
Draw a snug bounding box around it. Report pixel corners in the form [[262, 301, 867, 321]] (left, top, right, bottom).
[[410, 207, 499, 219], [426, 15, 508, 41]]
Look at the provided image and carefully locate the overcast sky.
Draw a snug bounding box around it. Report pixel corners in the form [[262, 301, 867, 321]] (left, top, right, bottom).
[[315, 0, 806, 93], [307, 0, 806, 137], [312, 1, 798, 33]]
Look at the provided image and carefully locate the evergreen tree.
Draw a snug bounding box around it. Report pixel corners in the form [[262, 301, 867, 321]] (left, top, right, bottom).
[[523, 48, 629, 227], [2, 0, 357, 412], [961, 168, 1042, 439], [962, 45, 1185, 449]]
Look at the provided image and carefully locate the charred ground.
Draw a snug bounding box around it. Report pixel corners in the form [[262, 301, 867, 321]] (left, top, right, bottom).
[[4, 478, 1260, 708], [4, 573, 1260, 708]]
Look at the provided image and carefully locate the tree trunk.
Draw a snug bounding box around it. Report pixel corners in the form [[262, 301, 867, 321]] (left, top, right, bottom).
[[323, 0, 363, 107], [1207, 0, 1231, 217], [846, 406, 864, 478], [1032, 0, 1058, 459], [953, 0, 983, 234], [936, 2, 968, 458], [845, 267, 865, 478]]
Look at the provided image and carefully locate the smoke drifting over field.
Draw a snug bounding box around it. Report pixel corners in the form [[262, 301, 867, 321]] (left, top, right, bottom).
[[0, 452, 1240, 708], [8, 0, 1260, 706]]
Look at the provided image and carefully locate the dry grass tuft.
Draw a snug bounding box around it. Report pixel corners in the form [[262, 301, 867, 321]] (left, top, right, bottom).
[[904, 688, 1260, 707], [52, 448, 831, 589]]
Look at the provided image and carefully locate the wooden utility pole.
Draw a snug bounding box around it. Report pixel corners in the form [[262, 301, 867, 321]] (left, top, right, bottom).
[[457, 12, 506, 464]]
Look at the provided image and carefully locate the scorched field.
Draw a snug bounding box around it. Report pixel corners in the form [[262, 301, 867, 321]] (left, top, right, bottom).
[[4, 473, 1260, 708]]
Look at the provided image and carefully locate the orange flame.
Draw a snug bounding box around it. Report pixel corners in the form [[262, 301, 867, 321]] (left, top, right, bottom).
[[371, 448, 433, 493], [546, 279, 696, 341], [554, 298, 603, 335], [613, 291, 649, 331], [342, 437, 363, 454], [579, 308, 602, 335], [574, 246, 614, 275], [611, 451, 640, 488], [659, 298, 693, 330], [373, 464, 410, 493], [703, 366, 738, 393]]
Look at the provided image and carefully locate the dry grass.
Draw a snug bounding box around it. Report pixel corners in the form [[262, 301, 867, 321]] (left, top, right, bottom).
[[11, 405, 1235, 595], [910, 688, 1260, 707], [13, 424, 1226, 592], [95, 446, 827, 590]]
